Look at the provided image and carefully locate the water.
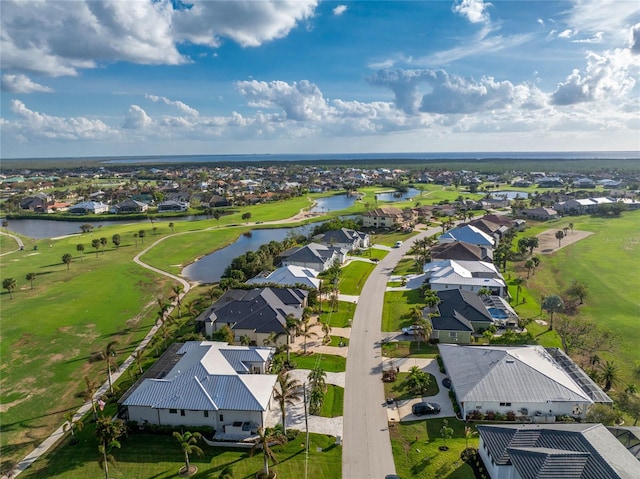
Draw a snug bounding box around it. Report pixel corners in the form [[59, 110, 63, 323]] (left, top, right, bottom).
[[182, 224, 316, 284], [309, 194, 357, 213], [5, 216, 206, 239], [489, 191, 530, 200], [375, 187, 420, 202]]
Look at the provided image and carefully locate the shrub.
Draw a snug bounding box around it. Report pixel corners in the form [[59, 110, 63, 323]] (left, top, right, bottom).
[[382, 369, 398, 383], [494, 413, 506, 421], [485, 411, 496, 420], [436, 355, 445, 373], [506, 411, 516, 421], [467, 410, 483, 421], [285, 429, 300, 441]]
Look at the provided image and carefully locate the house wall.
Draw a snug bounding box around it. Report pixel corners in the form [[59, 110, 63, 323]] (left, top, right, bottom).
[[430, 283, 506, 298], [282, 259, 327, 272], [432, 330, 472, 344], [362, 216, 397, 228], [479, 437, 514, 479], [126, 405, 268, 430], [462, 400, 590, 420]]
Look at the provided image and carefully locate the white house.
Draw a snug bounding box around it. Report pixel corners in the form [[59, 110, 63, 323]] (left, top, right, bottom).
[[438, 344, 612, 421], [314, 228, 370, 251], [423, 259, 507, 297], [68, 201, 109, 214], [246, 265, 321, 290], [120, 341, 279, 432], [438, 224, 496, 249]]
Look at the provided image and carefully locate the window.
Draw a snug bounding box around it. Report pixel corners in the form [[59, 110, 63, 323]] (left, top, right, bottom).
[[204, 411, 209, 418], [169, 409, 177, 414], [180, 409, 185, 416], [219, 414, 224, 422], [449, 332, 458, 339], [499, 402, 512, 407], [432, 331, 440, 339]]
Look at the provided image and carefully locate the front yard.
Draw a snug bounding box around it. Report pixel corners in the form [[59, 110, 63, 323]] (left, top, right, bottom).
[[382, 289, 424, 331]]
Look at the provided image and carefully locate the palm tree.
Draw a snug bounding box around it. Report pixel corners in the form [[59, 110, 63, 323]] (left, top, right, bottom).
[[284, 314, 299, 364], [513, 277, 527, 305], [25, 272, 36, 290], [308, 367, 327, 414], [78, 375, 99, 420], [62, 253, 73, 270], [138, 229, 146, 244], [76, 243, 85, 261], [321, 321, 332, 344], [3, 277, 17, 299], [99, 237, 108, 254], [133, 232, 139, 247], [240, 334, 252, 346], [173, 431, 204, 474], [250, 427, 287, 478], [170, 284, 184, 318], [91, 238, 101, 258], [406, 365, 431, 395], [464, 425, 477, 450], [525, 259, 535, 278], [132, 350, 144, 374], [95, 416, 126, 479], [101, 340, 118, 394], [169, 222, 175, 233], [600, 360, 620, 392], [63, 411, 84, 443], [555, 230, 564, 247], [568, 222, 574, 234], [440, 419, 454, 449], [112, 234, 121, 249], [414, 316, 432, 348], [272, 372, 301, 432], [423, 288, 441, 311], [542, 295, 564, 330], [299, 315, 318, 354], [213, 210, 222, 227]]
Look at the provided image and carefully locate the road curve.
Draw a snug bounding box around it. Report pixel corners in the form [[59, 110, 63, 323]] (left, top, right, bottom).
[[342, 226, 442, 478], [0, 231, 25, 256]]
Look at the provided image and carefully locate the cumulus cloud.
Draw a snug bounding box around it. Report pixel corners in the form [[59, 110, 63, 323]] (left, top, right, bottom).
[[572, 32, 603, 44], [368, 69, 545, 115], [122, 105, 154, 129], [235, 79, 332, 121], [333, 5, 347, 16], [558, 29, 574, 39], [1, 74, 53, 93], [452, 0, 491, 24], [145, 94, 199, 117], [9, 100, 112, 140], [563, 0, 640, 45], [551, 48, 639, 105], [0, 0, 318, 76], [631, 23, 640, 54]]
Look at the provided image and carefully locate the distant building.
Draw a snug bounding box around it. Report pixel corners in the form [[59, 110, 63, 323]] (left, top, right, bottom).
[[247, 265, 321, 290], [361, 206, 404, 228]]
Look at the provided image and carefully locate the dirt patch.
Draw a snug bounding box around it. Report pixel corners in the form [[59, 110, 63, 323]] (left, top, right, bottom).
[[536, 229, 593, 254]]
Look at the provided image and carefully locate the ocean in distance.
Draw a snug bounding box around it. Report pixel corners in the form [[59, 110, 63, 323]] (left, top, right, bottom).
[[8, 150, 639, 165]]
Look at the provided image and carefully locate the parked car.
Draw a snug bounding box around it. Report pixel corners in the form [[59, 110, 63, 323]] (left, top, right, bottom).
[[394, 241, 403, 248], [411, 402, 441, 416], [402, 326, 416, 335]]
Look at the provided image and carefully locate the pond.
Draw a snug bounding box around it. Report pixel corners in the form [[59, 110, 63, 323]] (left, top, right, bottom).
[[374, 187, 420, 202], [182, 224, 317, 284], [309, 194, 357, 214], [489, 191, 530, 200]]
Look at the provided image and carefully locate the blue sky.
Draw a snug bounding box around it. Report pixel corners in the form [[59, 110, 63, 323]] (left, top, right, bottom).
[[1, 0, 639, 158]]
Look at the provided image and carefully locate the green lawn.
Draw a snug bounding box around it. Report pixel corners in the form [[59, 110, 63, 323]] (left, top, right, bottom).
[[0, 232, 20, 252], [370, 230, 420, 247], [384, 372, 439, 400], [382, 341, 439, 358], [328, 335, 349, 347], [390, 419, 477, 479], [318, 301, 356, 328], [21, 426, 341, 479], [391, 257, 423, 276], [382, 290, 424, 332], [288, 353, 346, 373], [338, 260, 375, 295], [319, 385, 344, 418]]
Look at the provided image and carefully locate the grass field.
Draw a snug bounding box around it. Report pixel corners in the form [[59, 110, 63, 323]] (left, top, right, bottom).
[[338, 260, 375, 295], [288, 353, 346, 373], [391, 257, 423, 276], [509, 211, 640, 384], [390, 418, 477, 479], [370, 230, 420, 247], [384, 372, 439, 400], [382, 289, 424, 332], [317, 301, 356, 328], [21, 425, 341, 479], [382, 341, 438, 359], [319, 385, 344, 418]]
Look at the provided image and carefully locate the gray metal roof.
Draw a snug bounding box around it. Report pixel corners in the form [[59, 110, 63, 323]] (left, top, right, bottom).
[[438, 344, 595, 404]]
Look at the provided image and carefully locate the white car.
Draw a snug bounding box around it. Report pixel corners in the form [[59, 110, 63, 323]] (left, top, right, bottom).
[[394, 241, 403, 248], [402, 325, 418, 335]]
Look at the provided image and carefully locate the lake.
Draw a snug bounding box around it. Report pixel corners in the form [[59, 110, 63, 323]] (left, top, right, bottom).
[[489, 191, 530, 200], [374, 187, 420, 202], [182, 224, 316, 283]]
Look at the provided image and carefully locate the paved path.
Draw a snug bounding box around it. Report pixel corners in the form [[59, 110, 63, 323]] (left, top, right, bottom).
[[0, 231, 24, 256], [342, 225, 442, 478]]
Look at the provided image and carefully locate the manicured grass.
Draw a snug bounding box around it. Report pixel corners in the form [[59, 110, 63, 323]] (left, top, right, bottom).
[[0, 233, 20, 251], [370, 230, 420, 247], [289, 353, 346, 373], [382, 289, 424, 332], [338, 260, 375, 295], [328, 335, 349, 347], [391, 257, 422, 276], [390, 418, 477, 479], [368, 248, 389, 260], [509, 211, 640, 383], [382, 341, 438, 358], [319, 385, 344, 418], [21, 426, 341, 479], [384, 372, 439, 400], [318, 301, 356, 328]]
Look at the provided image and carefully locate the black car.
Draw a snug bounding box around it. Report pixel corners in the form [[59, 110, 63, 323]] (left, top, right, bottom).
[[411, 402, 441, 416]]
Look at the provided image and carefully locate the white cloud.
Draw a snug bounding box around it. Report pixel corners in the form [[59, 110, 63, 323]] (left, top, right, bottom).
[[558, 29, 574, 39], [1, 74, 53, 93], [8, 100, 112, 140], [145, 94, 199, 117], [537, 18, 545, 26], [452, 0, 492, 24], [122, 105, 154, 129], [333, 5, 347, 16], [563, 0, 640, 45], [572, 32, 603, 44], [0, 0, 318, 77]]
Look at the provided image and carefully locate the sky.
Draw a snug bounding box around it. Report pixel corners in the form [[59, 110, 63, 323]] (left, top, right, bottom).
[[1, 0, 639, 159]]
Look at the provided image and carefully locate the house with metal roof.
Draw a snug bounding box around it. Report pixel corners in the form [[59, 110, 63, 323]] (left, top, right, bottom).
[[314, 228, 370, 251], [423, 259, 507, 297], [477, 423, 640, 479], [195, 287, 308, 345], [438, 344, 612, 421], [120, 341, 278, 431], [438, 225, 496, 249], [430, 241, 493, 262], [280, 242, 347, 272], [246, 265, 321, 290]]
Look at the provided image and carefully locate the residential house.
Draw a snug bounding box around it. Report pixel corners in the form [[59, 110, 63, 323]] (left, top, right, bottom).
[[120, 341, 278, 431], [246, 265, 321, 290], [157, 200, 189, 212], [554, 197, 615, 215], [438, 225, 496, 250], [429, 289, 498, 343], [314, 228, 370, 251], [478, 423, 640, 479], [280, 243, 347, 272], [195, 287, 308, 345], [110, 199, 149, 214], [20, 193, 51, 211], [423, 259, 507, 297], [430, 242, 493, 262], [572, 177, 596, 188], [518, 207, 559, 221], [467, 218, 510, 243], [438, 344, 612, 421], [361, 206, 404, 228], [68, 201, 109, 214]]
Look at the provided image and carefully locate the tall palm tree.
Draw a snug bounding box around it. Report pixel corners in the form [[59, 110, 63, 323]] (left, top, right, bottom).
[[76, 243, 85, 261], [299, 315, 318, 354], [170, 284, 184, 318], [169, 222, 175, 233], [62, 253, 73, 270], [250, 427, 287, 478], [78, 375, 99, 420], [321, 321, 332, 344], [512, 277, 527, 305], [111, 234, 121, 250], [91, 238, 101, 258], [101, 340, 118, 394], [600, 360, 620, 392], [173, 431, 204, 474], [542, 295, 564, 331], [63, 411, 84, 443], [95, 416, 126, 479], [133, 232, 139, 247], [240, 334, 252, 346], [138, 229, 146, 244], [555, 230, 564, 247], [423, 288, 441, 311], [414, 316, 432, 348], [99, 237, 108, 254], [25, 272, 36, 290], [3, 277, 17, 299], [272, 372, 301, 433]]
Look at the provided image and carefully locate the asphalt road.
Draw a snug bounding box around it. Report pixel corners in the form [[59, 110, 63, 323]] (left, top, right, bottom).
[[342, 226, 441, 478]]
